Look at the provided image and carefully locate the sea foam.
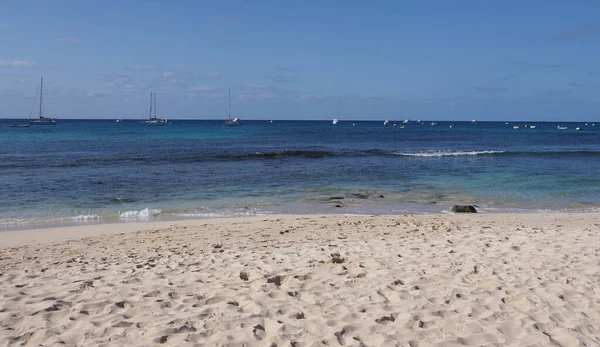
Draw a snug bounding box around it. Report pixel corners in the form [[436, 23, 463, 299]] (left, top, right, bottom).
[[72, 214, 102, 221], [119, 208, 161, 220], [391, 150, 505, 157]]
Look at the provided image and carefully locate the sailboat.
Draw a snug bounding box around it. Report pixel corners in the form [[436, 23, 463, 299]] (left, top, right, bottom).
[[225, 89, 240, 126], [29, 77, 56, 125], [142, 92, 167, 125]]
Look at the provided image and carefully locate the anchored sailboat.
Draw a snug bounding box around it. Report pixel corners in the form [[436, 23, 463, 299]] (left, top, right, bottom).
[[29, 77, 56, 125], [225, 89, 240, 126], [142, 92, 167, 125]]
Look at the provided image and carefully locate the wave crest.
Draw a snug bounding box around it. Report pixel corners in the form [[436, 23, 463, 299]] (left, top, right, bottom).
[[72, 214, 102, 221], [119, 208, 161, 220], [391, 150, 506, 157]]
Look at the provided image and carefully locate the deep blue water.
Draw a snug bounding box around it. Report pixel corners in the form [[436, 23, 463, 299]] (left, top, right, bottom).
[[1, 119, 599, 229]]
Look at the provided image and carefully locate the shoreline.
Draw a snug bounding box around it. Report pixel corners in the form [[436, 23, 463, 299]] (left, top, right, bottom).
[[2, 213, 599, 346], [2, 203, 599, 233]]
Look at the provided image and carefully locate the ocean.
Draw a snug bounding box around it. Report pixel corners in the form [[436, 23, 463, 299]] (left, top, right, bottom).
[[1, 119, 599, 230]]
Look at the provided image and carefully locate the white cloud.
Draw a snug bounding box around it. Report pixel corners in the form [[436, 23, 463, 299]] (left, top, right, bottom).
[[106, 76, 149, 93], [56, 37, 81, 45], [297, 93, 325, 100], [202, 72, 221, 79], [189, 85, 217, 92], [241, 83, 270, 90], [264, 74, 299, 83], [162, 71, 175, 78], [86, 89, 113, 97], [0, 60, 40, 68], [127, 65, 159, 71]]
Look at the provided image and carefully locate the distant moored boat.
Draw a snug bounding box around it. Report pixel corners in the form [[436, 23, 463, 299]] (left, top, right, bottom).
[[29, 77, 57, 125], [142, 92, 168, 125], [225, 89, 241, 126]]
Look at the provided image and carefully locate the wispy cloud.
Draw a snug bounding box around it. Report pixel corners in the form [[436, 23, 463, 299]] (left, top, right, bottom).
[[236, 83, 292, 100], [189, 85, 217, 92], [541, 89, 572, 97], [469, 87, 508, 93], [0, 60, 40, 68], [107, 75, 149, 92], [201, 72, 221, 79], [264, 74, 299, 83], [554, 27, 600, 41], [86, 89, 113, 97], [162, 71, 194, 87], [126, 65, 159, 71], [297, 93, 325, 101], [56, 37, 81, 45], [162, 71, 176, 79], [568, 82, 584, 88], [162, 71, 221, 87], [0, 24, 9, 29]]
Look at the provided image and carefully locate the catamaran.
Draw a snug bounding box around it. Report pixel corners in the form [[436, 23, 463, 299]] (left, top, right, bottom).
[[142, 92, 167, 125], [225, 89, 240, 126], [29, 77, 56, 125]]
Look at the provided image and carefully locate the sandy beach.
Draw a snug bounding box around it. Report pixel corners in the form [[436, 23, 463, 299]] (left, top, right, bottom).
[[1, 213, 599, 346]]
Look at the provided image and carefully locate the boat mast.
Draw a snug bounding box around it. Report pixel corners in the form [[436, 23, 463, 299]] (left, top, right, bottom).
[[149, 92, 153, 119], [39, 77, 43, 119], [154, 92, 157, 119], [228, 89, 231, 120]]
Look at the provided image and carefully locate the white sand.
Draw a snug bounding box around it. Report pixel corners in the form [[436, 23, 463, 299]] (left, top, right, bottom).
[[1, 213, 599, 346]]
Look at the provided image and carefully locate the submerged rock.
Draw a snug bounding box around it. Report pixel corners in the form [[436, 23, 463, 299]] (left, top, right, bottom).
[[451, 205, 477, 213]]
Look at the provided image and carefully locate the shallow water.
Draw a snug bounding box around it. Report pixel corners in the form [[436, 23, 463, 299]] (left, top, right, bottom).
[[1, 119, 599, 230]]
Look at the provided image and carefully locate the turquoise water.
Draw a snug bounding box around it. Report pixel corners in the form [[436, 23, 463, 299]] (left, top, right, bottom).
[[1, 119, 599, 230]]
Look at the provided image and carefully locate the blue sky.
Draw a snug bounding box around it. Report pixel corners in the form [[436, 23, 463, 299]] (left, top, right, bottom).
[[0, 1, 599, 121]]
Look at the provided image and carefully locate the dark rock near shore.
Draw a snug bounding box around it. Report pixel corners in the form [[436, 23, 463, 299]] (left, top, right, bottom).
[[451, 205, 477, 213]]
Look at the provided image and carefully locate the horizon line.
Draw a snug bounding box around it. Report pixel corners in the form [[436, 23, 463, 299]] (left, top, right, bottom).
[[1, 118, 598, 123]]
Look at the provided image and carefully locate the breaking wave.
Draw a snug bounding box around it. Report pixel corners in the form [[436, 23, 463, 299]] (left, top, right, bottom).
[[391, 150, 506, 157], [119, 208, 161, 220]]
